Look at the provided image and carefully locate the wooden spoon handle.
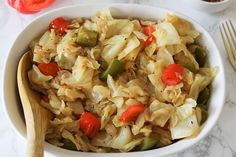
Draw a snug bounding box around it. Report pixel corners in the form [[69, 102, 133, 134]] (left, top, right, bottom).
[[26, 113, 48, 157], [26, 132, 45, 157], [25, 107, 51, 157]]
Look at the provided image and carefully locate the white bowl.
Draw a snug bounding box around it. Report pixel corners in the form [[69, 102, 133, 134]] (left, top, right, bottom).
[[183, 0, 233, 13], [2, 3, 226, 157]]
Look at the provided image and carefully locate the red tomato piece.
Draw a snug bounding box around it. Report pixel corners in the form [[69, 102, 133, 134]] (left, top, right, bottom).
[[79, 112, 101, 138], [120, 103, 145, 123], [7, 0, 54, 14], [142, 25, 155, 36], [141, 25, 156, 47], [48, 17, 69, 35], [161, 64, 184, 86], [38, 62, 60, 77], [141, 35, 156, 47], [42, 95, 49, 103]]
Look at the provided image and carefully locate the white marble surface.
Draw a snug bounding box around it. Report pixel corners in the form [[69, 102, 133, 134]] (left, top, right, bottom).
[[0, 0, 236, 157]]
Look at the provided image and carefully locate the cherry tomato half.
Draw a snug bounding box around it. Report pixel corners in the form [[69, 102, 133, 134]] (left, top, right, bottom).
[[120, 103, 145, 123], [141, 35, 156, 47], [38, 62, 60, 77], [141, 25, 156, 47], [161, 64, 185, 86], [142, 25, 155, 36], [79, 112, 101, 138], [48, 17, 69, 35]]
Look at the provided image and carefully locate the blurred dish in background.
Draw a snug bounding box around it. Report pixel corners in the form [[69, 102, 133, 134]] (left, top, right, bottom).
[[7, 0, 54, 14], [183, 0, 233, 13], [203, 0, 223, 2]]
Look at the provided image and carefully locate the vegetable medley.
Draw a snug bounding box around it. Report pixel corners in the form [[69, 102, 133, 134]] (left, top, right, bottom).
[[28, 9, 217, 152]]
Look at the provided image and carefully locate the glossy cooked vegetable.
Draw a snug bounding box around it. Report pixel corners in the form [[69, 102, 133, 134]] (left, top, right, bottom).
[[200, 107, 208, 124], [49, 17, 69, 35], [143, 25, 155, 36], [120, 103, 145, 123], [196, 88, 209, 125], [197, 88, 210, 105], [161, 64, 184, 86], [76, 27, 98, 47], [138, 135, 160, 151], [61, 139, 77, 151], [195, 47, 207, 67], [101, 59, 125, 79], [38, 62, 60, 77], [79, 112, 101, 138], [141, 25, 156, 46], [174, 51, 199, 73], [196, 105, 208, 124]]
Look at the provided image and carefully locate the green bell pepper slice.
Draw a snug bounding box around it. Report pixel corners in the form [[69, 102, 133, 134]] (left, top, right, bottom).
[[138, 135, 160, 151], [76, 27, 98, 47], [197, 88, 210, 105], [101, 59, 125, 79], [60, 139, 77, 151]]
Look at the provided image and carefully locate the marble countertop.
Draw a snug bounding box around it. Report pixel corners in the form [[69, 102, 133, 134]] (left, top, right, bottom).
[[0, 0, 236, 157]]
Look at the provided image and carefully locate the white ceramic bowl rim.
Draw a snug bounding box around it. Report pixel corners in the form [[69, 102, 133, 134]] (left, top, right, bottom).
[[2, 3, 226, 157]]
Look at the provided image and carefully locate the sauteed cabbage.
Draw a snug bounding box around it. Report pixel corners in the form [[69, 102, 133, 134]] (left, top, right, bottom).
[[27, 9, 217, 152]]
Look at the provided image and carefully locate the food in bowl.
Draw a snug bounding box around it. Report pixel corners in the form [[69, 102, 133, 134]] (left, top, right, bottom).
[[26, 9, 217, 152]]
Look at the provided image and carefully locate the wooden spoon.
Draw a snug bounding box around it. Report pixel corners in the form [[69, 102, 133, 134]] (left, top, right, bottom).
[[17, 52, 53, 157]]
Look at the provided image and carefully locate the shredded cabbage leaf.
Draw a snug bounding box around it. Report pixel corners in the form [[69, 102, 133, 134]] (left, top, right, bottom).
[[170, 98, 199, 139], [153, 22, 181, 46]]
